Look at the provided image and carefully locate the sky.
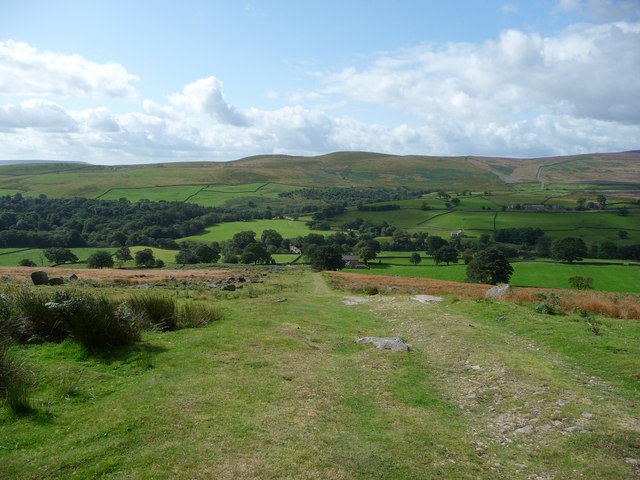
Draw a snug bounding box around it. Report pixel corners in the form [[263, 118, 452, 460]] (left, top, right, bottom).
[[0, 0, 639, 165]]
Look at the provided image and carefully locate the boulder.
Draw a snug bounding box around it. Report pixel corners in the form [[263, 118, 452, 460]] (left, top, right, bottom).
[[31, 270, 49, 286], [485, 284, 512, 299], [356, 337, 411, 352], [221, 284, 236, 291], [68, 273, 79, 280], [48, 277, 64, 286], [237, 275, 246, 283], [274, 297, 287, 303]]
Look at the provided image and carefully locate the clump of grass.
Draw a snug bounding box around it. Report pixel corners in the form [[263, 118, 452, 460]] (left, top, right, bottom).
[[46, 293, 140, 351], [126, 294, 178, 331], [13, 288, 68, 343], [534, 301, 559, 315], [177, 302, 223, 328], [364, 286, 379, 296], [0, 339, 33, 414]]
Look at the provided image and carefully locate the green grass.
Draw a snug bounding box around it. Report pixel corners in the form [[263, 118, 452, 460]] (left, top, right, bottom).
[[330, 208, 433, 229], [182, 219, 319, 243], [351, 261, 640, 292], [97, 185, 204, 202], [1, 269, 638, 478], [0, 247, 179, 268]]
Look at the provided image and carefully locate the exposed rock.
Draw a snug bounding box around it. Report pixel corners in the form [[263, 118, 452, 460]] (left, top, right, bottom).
[[68, 273, 78, 280], [356, 337, 411, 352], [221, 284, 236, 291], [514, 425, 534, 435], [48, 277, 64, 286], [411, 295, 444, 303], [625, 458, 640, 465], [31, 271, 49, 285], [485, 284, 512, 299], [0, 275, 15, 282], [342, 296, 371, 305], [237, 275, 246, 283], [274, 297, 287, 303], [581, 412, 593, 419]]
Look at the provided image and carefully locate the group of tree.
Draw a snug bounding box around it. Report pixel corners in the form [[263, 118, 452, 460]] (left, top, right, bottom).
[[280, 186, 428, 205]]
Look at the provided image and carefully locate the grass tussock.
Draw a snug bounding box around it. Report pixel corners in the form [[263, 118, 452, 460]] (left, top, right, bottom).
[[0, 339, 32, 413], [177, 302, 223, 328], [126, 294, 178, 331]]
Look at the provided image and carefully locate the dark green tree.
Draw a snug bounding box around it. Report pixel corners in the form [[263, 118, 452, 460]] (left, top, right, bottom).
[[135, 248, 156, 267], [44, 247, 78, 265], [114, 246, 133, 267], [426, 236, 448, 255], [551, 237, 588, 263], [87, 250, 114, 269], [308, 246, 345, 271], [409, 252, 421, 265], [466, 247, 514, 285], [240, 243, 272, 264], [19, 258, 36, 267], [433, 245, 459, 265], [356, 240, 380, 264]]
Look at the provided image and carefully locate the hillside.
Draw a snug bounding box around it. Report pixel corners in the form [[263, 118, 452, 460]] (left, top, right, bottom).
[[1, 268, 638, 479], [1, 151, 638, 200]]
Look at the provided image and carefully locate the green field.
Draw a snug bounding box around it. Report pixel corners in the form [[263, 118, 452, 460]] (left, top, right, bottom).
[[349, 261, 640, 293], [186, 183, 300, 207], [182, 219, 319, 243], [97, 185, 204, 202], [2, 269, 638, 479]]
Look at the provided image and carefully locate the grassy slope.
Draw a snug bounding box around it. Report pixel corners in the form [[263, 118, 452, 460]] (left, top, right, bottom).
[[1, 269, 638, 479]]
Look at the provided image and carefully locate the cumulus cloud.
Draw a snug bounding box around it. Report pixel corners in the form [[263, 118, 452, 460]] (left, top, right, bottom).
[[0, 99, 78, 132], [0, 40, 138, 99], [168, 76, 248, 126], [321, 21, 640, 125]]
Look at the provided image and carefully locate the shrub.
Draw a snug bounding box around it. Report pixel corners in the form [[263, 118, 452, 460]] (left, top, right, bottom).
[[568, 276, 594, 290], [177, 302, 223, 328], [127, 294, 178, 331], [18, 259, 36, 267], [534, 301, 559, 315]]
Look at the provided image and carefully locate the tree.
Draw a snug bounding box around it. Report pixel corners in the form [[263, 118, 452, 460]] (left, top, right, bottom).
[[433, 246, 459, 265], [551, 237, 588, 263], [19, 258, 36, 267], [44, 247, 78, 265], [240, 243, 272, 265], [135, 248, 156, 267], [308, 246, 345, 271], [426, 236, 448, 255], [597, 194, 607, 208], [231, 230, 256, 252], [87, 250, 114, 269], [466, 247, 514, 285], [356, 240, 380, 264], [409, 252, 422, 265], [568, 276, 594, 290], [114, 246, 133, 267]]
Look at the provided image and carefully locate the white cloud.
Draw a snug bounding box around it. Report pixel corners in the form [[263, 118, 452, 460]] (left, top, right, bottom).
[[0, 40, 139, 99], [168, 76, 248, 126], [501, 4, 520, 14], [0, 99, 78, 132]]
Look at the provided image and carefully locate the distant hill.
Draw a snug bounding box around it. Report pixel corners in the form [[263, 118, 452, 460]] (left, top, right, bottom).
[[0, 151, 638, 199]]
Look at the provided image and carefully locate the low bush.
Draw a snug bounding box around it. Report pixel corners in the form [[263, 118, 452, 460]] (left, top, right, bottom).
[[127, 294, 178, 331], [534, 301, 559, 315]]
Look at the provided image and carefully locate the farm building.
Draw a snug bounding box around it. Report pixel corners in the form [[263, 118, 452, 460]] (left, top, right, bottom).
[[342, 255, 369, 269]]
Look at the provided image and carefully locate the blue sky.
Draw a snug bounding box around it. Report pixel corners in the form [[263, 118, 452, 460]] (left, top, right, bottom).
[[0, 0, 639, 164]]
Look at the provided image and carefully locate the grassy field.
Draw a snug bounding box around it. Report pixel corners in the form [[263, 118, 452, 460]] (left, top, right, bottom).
[[1, 268, 638, 479], [350, 261, 640, 293], [182, 219, 319, 243]]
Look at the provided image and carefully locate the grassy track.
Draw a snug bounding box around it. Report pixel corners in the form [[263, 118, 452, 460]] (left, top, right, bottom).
[[1, 268, 638, 478]]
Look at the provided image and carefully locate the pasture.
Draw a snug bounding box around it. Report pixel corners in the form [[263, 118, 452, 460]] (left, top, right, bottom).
[[181, 219, 319, 243], [349, 260, 640, 293]]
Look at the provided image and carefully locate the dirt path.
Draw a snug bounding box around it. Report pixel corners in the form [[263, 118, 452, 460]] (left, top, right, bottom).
[[311, 272, 331, 295]]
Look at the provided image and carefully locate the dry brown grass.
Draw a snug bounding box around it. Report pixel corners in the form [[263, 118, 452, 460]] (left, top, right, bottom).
[[325, 271, 640, 319], [0, 266, 245, 284]]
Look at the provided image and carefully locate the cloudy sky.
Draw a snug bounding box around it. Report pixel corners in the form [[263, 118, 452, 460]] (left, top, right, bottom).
[[1, 0, 639, 164]]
